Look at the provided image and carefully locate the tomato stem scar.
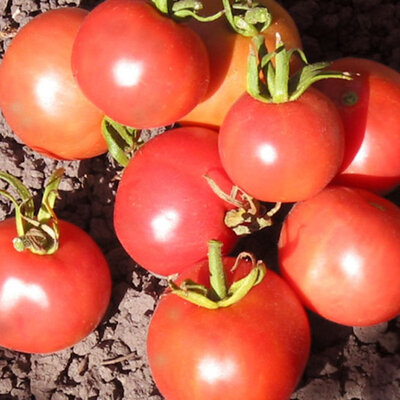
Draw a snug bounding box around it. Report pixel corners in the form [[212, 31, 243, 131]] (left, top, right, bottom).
[[341, 90, 359, 106]]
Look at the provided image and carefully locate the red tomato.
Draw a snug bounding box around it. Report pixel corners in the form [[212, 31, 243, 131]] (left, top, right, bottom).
[[71, 0, 209, 129], [0, 8, 107, 160], [218, 88, 345, 203], [316, 57, 400, 194], [147, 256, 311, 400], [113, 126, 238, 276], [0, 218, 111, 353], [180, 0, 302, 128], [278, 185, 400, 326]]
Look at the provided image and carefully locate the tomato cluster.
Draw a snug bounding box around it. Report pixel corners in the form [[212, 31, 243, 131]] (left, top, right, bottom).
[[1, 0, 400, 399]]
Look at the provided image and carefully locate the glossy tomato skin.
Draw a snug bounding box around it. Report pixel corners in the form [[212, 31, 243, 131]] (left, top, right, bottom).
[[316, 57, 400, 194], [180, 0, 302, 128], [114, 127, 238, 276], [0, 218, 112, 353], [71, 0, 209, 129], [0, 8, 106, 160], [219, 88, 345, 203], [147, 257, 311, 400], [278, 185, 400, 326]]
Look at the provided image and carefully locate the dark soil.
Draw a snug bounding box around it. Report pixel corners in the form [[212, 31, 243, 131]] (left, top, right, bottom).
[[1, 0, 400, 399]]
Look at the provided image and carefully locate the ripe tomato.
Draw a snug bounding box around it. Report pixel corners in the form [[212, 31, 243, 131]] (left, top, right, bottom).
[[114, 126, 238, 276], [0, 8, 106, 160], [219, 88, 345, 203], [71, 0, 209, 129], [0, 218, 111, 353], [147, 255, 311, 400], [179, 0, 302, 128], [316, 57, 400, 194], [278, 185, 400, 326]]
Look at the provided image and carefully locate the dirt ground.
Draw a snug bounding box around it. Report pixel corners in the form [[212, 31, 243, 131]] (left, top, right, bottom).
[[0, 0, 400, 399]]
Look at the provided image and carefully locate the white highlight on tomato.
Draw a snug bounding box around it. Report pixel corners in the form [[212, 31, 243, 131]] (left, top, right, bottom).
[[351, 140, 370, 167], [257, 143, 278, 164], [113, 59, 143, 87], [197, 356, 237, 384], [341, 251, 363, 279], [0, 277, 49, 310], [35, 75, 60, 113], [151, 209, 180, 242]]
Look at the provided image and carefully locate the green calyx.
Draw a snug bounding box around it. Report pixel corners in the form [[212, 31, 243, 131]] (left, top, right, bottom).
[[0, 169, 64, 255], [151, 0, 224, 22], [101, 116, 144, 168], [168, 240, 266, 309], [222, 0, 272, 37], [204, 175, 281, 236], [248, 34, 353, 103]]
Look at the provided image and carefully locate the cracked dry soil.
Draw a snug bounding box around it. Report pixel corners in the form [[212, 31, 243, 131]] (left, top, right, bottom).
[[1, 0, 400, 399]]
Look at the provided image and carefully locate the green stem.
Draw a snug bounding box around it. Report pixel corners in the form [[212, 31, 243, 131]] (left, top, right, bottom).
[[221, 0, 238, 31], [247, 35, 353, 104], [273, 35, 290, 102], [173, 7, 224, 21], [208, 240, 227, 300]]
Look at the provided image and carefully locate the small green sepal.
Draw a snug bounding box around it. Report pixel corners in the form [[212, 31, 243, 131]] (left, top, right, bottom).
[[101, 116, 144, 168]]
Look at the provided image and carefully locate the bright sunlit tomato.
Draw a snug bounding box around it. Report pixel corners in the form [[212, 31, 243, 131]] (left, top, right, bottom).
[[316, 57, 400, 194], [147, 256, 311, 400], [0, 218, 111, 354], [0, 8, 106, 160], [71, 0, 210, 129], [179, 0, 302, 128], [114, 126, 238, 277], [278, 185, 400, 326], [219, 88, 345, 203]]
